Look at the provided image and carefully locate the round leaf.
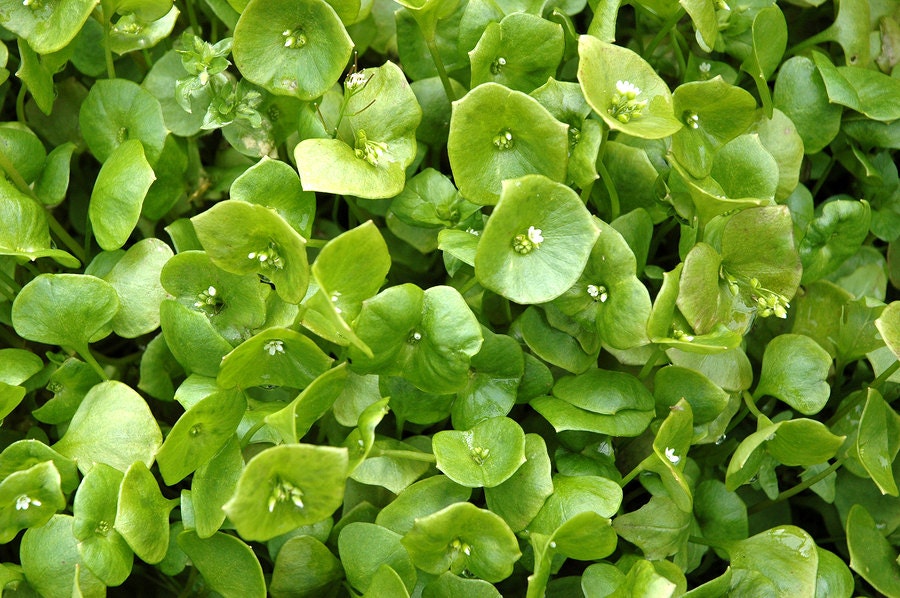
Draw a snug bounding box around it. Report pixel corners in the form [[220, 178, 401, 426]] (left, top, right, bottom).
[[233, 0, 353, 100], [847, 504, 900, 597], [401, 502, 521, 583], [578, 35, 682, 139], [0, 0, 98, 53], [433, 416, 526, 488], [20, 515, 106, 598], [230, 156, 315, 238], [0, 461, 66, 544], [483, 433, 553, 531], [475, 175, 599, 304], [0, 178, 80, 267], [115, 461, 176, 564], [447, 82, 569, 205], [103, 237, 173, 338], [217, 327, 333, 390], [755, 334, 832, 415], [52, 380, 163, 475], [12, 273, 119, 355], [178, 530, 266, 598], [223, 444, 349, 541]]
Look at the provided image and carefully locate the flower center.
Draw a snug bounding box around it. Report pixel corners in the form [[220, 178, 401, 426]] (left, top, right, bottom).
[[354, 130, 388, 166], [490, 56, 507, 75], [248, 242, 285, 270], [268, 477, 305, 512], [282, 28, 308, 49], [264, 339, 285, 356], [492, 129, 515, 150], [608, 80, 648, 124]]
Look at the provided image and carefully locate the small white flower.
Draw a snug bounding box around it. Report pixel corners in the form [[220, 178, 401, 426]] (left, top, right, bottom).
[[616, 80, 641, 98], [664, 447, 680, 464], [15, 495, 41, 511], [346, 71, 369, 91], [264, 340, 285, 356], [587, 284, 600, 298], [527, 226, 544, 245], [699, 62, 711, 73], [207, 286, 217, 297]]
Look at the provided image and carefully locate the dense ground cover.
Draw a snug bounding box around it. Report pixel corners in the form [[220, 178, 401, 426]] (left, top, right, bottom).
[[0, 0, 899, 595]]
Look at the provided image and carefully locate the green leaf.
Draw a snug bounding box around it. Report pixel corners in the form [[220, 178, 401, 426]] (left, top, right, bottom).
[[0, 438, 79, 496], [857, 388, 900, 496], [815, 547, 854, 598], [773, 56, 842, 154], [72, 463, 132, 586], [53, 380, 163, 475], [376, 475, 472, 535], [613, 495, 692, 560], [230, 156, 315, 238], [159, 299, 235, 377], [725, 525, 818, 596], [223, 444, 349, 541], [877, 301, 900, 361], [192, 199, 309, 304], [178, 530, 266, 598], [694, 480, 748, 545], [233, 0, 353, 99], [102, 238, 172, 338], [192, 435, 242, 538], [422, 572, 501, 598], [483, 433, 552, 531], [739, 5, 787, 118], [755, 334, 832, 415], [349, 284, 483, 394], [217, 327, 333, 390], [0, 177, 80, 267], [578, 35, 682, 139], [401, 502, 521, 583], [265, 364, 348, 444], [847, 504, 900, 597], [433, 416, 526, 488], [0, 460, 66, 543], [451, 327, 523, 429], [338, 523, 417, 593], [447, 82, 569, 205], [0, 0, 99, 53], [475, 175, 599, 304], [671, 77, 757, 178], [155, 389, 245, 485], [654, 366, 730, 425], [469, 13, 564, 93], [295, 61, 422, 199], [799, 199, 871, 283], [79, 78, 168, 165], [528, 474, 622, 536], [20, 515, 106, 598], [114, 461, 176, 564], [270, 535, 343, 598]]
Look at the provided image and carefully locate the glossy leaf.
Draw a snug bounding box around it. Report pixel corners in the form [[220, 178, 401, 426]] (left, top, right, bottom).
[[755, 334, 832, 415], [178, 530, 266, 598], [847, 504, 900, 597], [102, 238, 172, 338], [217, 327, 333, 390], [20, 515, 106, 598], [433, 416, 526, 488], [857, 388, 900, 496], [0, 0, 98, 53]]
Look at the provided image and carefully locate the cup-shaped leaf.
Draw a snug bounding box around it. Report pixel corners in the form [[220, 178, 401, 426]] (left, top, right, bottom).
[[349, 284, 483, 394], [799, 199, 871, 283], [159, 299, 234, 377], [191, 436, 242, 539], [645, 399, 694, 512], [338, 522, 417, 594], [447, 83, 569, 205], [755, 334, 831, 415], [223, 444, 349, 541], [0, 439, 80, 495], [232, 0, 353, 100], [433, 416, 526, 488], [578, 35, 682, 139], [401, 502, 521, 583], [72, 463, 132, 586], [739, 5, 787, 118], [12, 273, 119, 357], [475, 175, 599, 304], [469, 13, 564, 93], [773, 56, 842, 154], [217, 327, 333, 390], [191, 199, 309, 304], [376, 475, 472, 535], [724, 525, 817, 596], [265, 364, 348, 444], [483, 433, 552, 532], [79, 78, 167, 164], [295, 61, 422, 199], [115, 461, 176, 563], [0, 178, 80, 267], [155, 390, 246, 485], [528, 474, 623, 537], [451, 327, 523, 429], [612, 495, 691, 561], [671, 77, 757, 178], [270, 534, 343, 597], [876, 301, 900, 361], [0, 460, 66, 543], [230, 156, 315, 238], [654, 366, 730, 426], [0, 0, 98, 53], [178, 531, 266, 598]]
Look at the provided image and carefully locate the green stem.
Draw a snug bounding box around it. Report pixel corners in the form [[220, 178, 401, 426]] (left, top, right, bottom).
[[79, 346, 110, 381], [638, 345, 667, 380], [785, 30, 831, 58], [748, 458, 843, 515], [596, 159, 620, 221], [305, 238, 328, 248], [16, 84, 27, 123], [183, 0, 202, 36], [424, 36, 457, 103], [241, 420, 268, 448], [826, 359, 900, 427], [872, 359, 900, 390], [0, 148, 87, 264], [644, 9, 684, 57], [0, 268, 21, 294], [102, 12, 117, 79], [619, 462, 644, 487], [372, 449, 436, 463], [743, 390, 765, 420], [579, 181, 594, 204], [810, 152, 835, 200]]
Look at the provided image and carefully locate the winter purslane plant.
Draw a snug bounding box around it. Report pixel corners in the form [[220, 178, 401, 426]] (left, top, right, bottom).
[[0, 0, 900, 595]]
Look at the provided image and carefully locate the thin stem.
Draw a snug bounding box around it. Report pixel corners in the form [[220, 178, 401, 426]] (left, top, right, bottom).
[[748, 458, 843, 515], [596, 159, 620, 221], [743, 390, 765, 420], [424, 36, 457, 103], [305, 238, 328, 248], [826, 359, 900, 427], [79, 347, 110, 381], [872, 359, 900, 390], [16, 84, 27, 123], [372, 449, 437, 463], [0, 268, 21, 294], [241, 420, 268, 448], [183, 0, 202, 36], [638, 345, 667, 379], [619, 462, 644, 487], [644, 9, 684, 57], [102, 13, 117, 79], [810, 152, 835, 200]]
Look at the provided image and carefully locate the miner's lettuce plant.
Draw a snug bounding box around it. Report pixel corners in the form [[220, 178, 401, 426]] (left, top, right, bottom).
[[1, 0, 900, 595]]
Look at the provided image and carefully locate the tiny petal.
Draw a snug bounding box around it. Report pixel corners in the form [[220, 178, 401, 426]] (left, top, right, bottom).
[[664, 447, 680, 464]]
